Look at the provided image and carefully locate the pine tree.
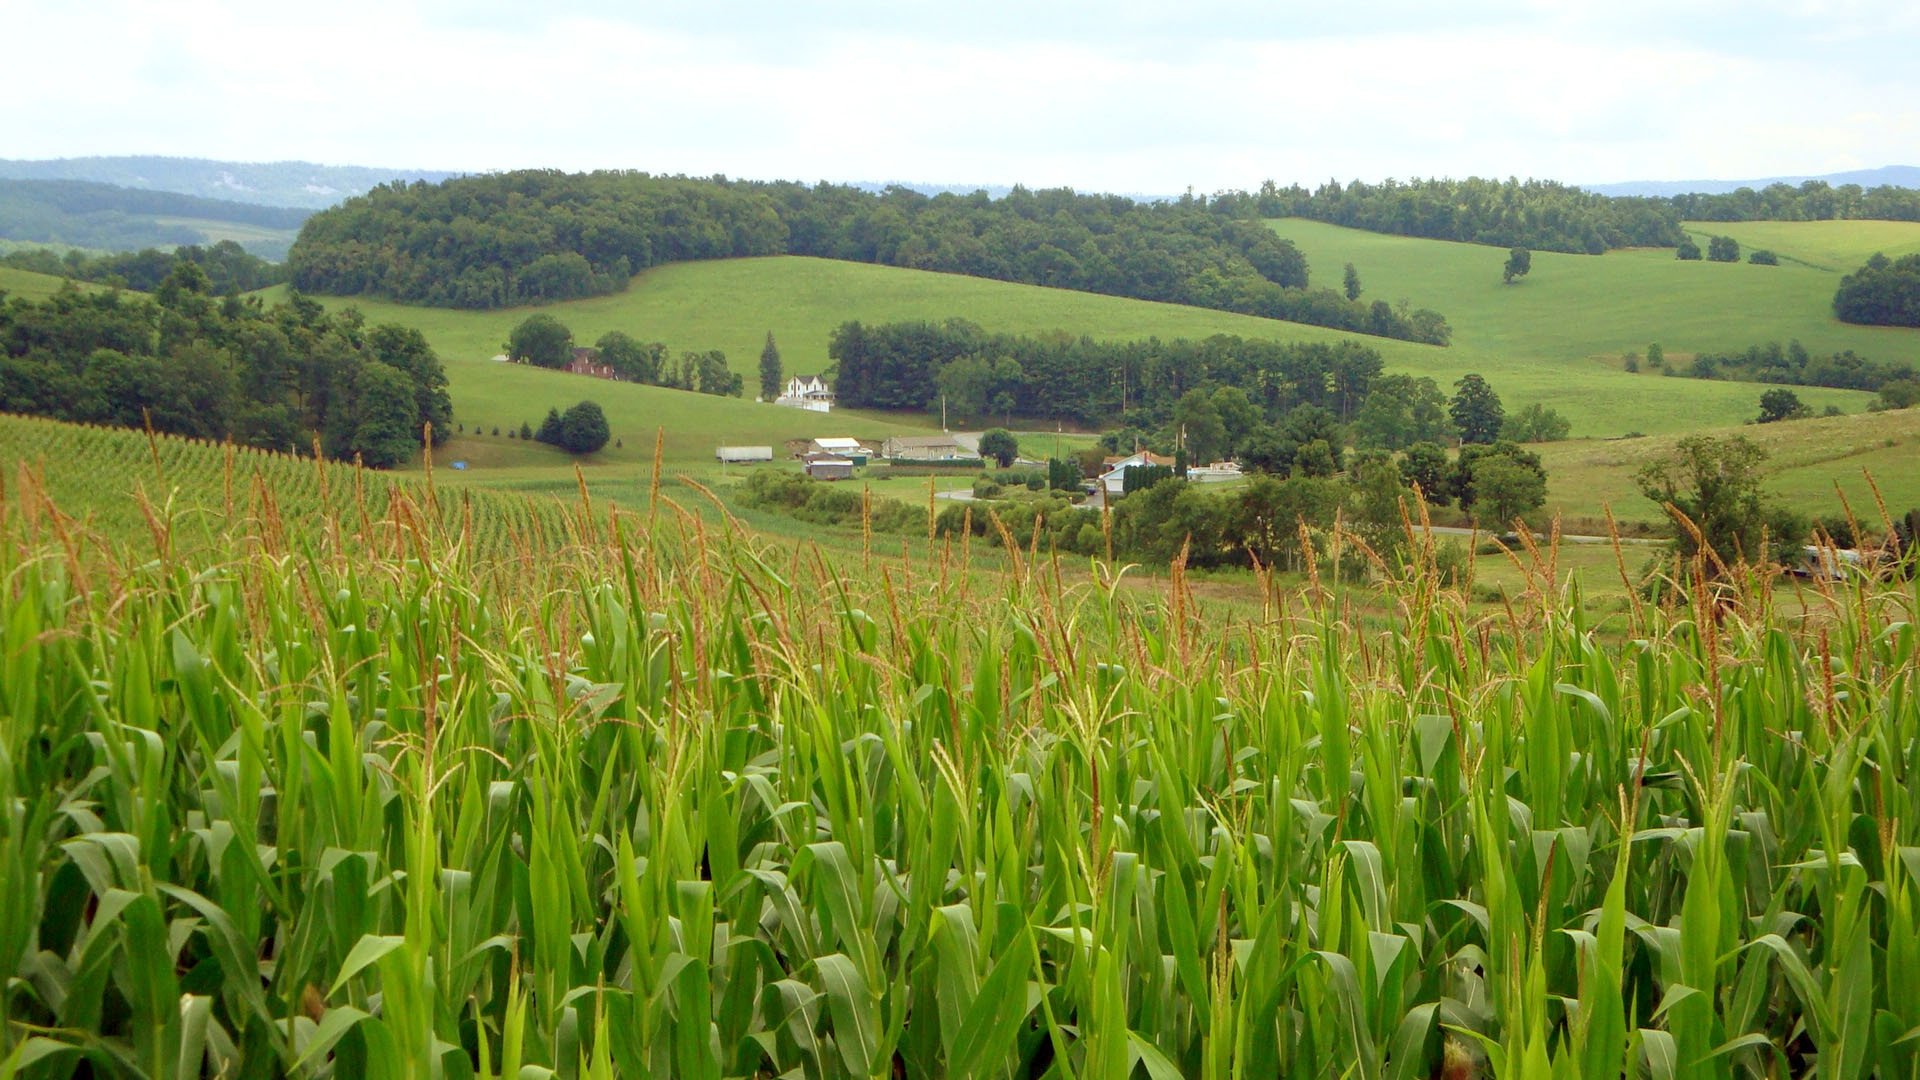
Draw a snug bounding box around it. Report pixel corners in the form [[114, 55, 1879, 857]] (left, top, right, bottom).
[[759, 332, 783, 402]]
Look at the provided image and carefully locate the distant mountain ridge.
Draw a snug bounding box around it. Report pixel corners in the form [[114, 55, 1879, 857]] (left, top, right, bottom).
[[1585, 165, 1920, 198], [0, 156, 461, 210], [0, 177, 311, 258]]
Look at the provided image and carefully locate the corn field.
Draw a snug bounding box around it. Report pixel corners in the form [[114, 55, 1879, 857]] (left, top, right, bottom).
[[2, 423, 1919, 1078], [0, 415, 582, 566]]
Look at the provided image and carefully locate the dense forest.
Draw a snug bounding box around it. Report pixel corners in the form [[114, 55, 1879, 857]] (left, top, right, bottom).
[[286, 171, 1451, 344], [0, 264, 449, 467], [829, 318, 1388, 425], [1671, 181, 1920, 223], [1245, 177, 1685, 253], [1, 240, 287, 293], [1832, 253, 1920, 328]]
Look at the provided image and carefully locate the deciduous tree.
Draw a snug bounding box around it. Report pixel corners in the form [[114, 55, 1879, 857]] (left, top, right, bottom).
[[507, 314, 572, 368], [978, 428, 1019, 467], [1502, 247, 1531, 284], [560, 400, 610, 453], [1755, 388, 1808, 423], [1635, 434, 1806, 567], [1449, 373, 1504, 444]]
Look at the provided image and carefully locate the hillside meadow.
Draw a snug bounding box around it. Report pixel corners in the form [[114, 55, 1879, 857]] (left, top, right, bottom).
[[0, 265, 97, 303], [1265, 218, 1920, 366], [1680, 219, 1920, 272], [263, 251, 1873, 465], [1536, 406, 1920, 527]]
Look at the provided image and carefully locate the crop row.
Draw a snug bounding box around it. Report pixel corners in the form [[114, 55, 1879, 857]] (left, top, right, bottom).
[[1, 430, 1917, 1077]]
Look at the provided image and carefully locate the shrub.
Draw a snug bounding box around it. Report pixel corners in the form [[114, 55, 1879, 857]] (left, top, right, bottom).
[[558, 400, 610, 453]]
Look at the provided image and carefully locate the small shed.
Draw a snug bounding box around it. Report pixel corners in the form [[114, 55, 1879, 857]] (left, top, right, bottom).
[[717, 446, 774, 463], [809, 437, 865, 456], [803, 454, 855, 481]]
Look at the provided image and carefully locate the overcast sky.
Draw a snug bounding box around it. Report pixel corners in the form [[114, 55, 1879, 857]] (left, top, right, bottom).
[[6, 0, 1916, 192]]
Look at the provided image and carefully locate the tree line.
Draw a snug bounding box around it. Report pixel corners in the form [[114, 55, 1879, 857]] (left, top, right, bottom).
[[827, 320, 1558, 453], [1670, 181, 1920, 223], [285, 171, 1451, 344], [0, 265, 449, 468], [1241, 177, 1685, 253], [504, 313, 744, 396], [1, 240, 287, 294], [1673, 338, 1913, 392], [829, 319, 1392, 426]]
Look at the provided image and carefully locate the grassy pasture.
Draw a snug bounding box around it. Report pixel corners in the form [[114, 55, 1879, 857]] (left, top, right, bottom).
[[1266, 218, 1920, 367], [1535, 406, 1920, 526], [0, 265, 98, 302], [1681, 218, 1920, 272], [146, 215, 301, 259]]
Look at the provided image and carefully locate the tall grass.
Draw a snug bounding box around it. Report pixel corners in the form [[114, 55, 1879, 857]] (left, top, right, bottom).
[[2, 445, 1917, 1077]]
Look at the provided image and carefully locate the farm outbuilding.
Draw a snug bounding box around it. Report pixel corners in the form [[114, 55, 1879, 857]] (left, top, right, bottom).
[[808, 437, 865, 456], [716, 446, 774, 463], [882, 434, 969, 461], [802, 454, 855, 480]]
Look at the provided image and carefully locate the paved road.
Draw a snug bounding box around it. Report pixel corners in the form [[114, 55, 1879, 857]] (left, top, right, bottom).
[[1417, 524, 1659, 546]]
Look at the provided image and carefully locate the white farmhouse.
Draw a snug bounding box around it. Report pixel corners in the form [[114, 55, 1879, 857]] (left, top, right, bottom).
[[776, 374, 834, 413]]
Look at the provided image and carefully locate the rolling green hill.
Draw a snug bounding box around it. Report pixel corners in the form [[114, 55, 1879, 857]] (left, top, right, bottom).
[[1537, 407, 1920, 527], [1678, 219, 1920, 272], [0, 264, 102, 301], [0, 178, 307, 259], [262, 253, 1875, 461], [1266, 218, 1920, 365]]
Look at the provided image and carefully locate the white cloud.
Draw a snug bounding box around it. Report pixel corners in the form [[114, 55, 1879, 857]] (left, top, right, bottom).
[[2, 0, 1915, 190]]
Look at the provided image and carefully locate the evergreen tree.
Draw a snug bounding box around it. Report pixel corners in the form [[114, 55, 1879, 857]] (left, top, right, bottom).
[[1343, 263, 1361, 301], [759, 332, 783, 402]]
